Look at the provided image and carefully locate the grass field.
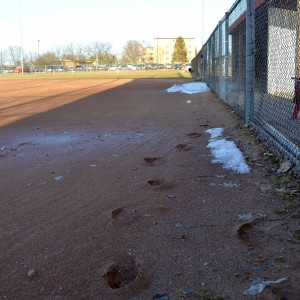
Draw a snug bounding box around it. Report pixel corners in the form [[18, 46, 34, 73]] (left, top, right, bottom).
[[0, 69, 192, 80]]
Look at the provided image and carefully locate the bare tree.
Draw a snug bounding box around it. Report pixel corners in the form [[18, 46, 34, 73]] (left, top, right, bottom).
[[35, 51, 58, 65], [122, 40, 143, 64], [75, 44, 89, 64], [63, 43, 76, 63], [6, 46, 22, 66], [51, 46, 65, 64], [2, 40, 116, 67], [88, 41, 113, 65]]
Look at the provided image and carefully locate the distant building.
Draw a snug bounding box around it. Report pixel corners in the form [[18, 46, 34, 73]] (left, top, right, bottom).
[[153, 37, 196, 64], [141, 46, 154, 64]]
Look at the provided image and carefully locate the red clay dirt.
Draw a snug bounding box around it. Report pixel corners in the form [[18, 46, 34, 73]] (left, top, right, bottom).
[[0, 78, 299, 299]]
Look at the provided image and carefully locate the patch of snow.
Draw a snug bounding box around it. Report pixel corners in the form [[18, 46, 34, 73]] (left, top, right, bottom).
[[166, 82, 210, 94], [206, 128, 223, 140], [206, 128, 250, 174]]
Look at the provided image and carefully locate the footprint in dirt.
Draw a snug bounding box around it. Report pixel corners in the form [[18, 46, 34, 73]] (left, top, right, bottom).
[[237, 220, 267, 249], [187, 132, 202, 138], [111, 207, 139, 224], [147, 179, 175, 191], [142, 157, 164, 166], [176, 144, 192, 151], [102, 253, 149, 293], [147, 179, 165, 186]]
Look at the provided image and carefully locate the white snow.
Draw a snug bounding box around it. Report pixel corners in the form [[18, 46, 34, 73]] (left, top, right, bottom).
[[166, 82, 210, 94], [206, 128, 250, 174]]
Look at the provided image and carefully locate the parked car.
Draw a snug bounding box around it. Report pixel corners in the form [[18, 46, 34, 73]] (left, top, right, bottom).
[[137, 63, 146, 70], [13, 66, 29, 73], [118, 64, 127, 70], [74, 65, 84, 72], [173, 63, 183, 69], [32, 67, 44, 72], [128, 64, 137, 71], [97, 64, 107, 71], [165, 63, 172, 69], [108, 64, 117, 71], [5, 67, 15, 73], [150, 63, 158, 70]]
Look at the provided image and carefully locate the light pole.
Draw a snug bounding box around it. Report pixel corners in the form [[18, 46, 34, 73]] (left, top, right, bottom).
[[37, 40, 40, 58], [20, 0, 24, 74], [0, 52, 2, 73], [156, 36, 158, 68], [201, 0, 204, 48]]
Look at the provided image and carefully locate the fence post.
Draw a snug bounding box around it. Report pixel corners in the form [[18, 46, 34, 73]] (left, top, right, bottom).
[[203, 45, 206, 80], [245, 0, 255, 124], [296, 0, 300, 78], [219, 21, 222, 96], [225, 13, 229, 102]]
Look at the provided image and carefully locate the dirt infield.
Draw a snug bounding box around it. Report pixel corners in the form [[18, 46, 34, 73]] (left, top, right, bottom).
[[0, 79, 299, 299]]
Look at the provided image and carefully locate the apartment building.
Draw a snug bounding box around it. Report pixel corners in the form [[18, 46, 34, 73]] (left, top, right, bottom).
[[153, 37, 196, 64]]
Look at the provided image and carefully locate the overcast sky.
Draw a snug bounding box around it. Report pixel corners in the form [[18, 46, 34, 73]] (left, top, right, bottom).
[[0, 0, 236, 56]]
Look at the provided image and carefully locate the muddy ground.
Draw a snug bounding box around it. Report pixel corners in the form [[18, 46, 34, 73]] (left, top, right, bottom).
[[0, 78, 299, 299]]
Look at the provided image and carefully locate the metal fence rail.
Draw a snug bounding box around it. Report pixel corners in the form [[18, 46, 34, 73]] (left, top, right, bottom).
[[192, 0, 300, 170]]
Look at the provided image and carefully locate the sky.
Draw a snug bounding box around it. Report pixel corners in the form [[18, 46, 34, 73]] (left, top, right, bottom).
[[166, 82, 250, 174], [0, 0, 236, 56]]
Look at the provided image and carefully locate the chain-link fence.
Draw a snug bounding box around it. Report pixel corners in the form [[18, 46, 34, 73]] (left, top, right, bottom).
[[192, 0, 300, 170]]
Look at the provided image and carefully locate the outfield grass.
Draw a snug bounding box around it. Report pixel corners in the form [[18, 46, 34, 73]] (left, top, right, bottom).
[[0, 69, 192, 80]]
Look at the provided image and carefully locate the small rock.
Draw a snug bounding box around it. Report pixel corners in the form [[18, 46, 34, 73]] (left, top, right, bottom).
[[276, 187, 286, 193], [153, 293, 169, 300], [259, 184, 272, 193], [278, 159, 293, 173], [256, 212, 267, 218], [182, 287, 193, 295], [238, 212, 253, 221], [27, 269, 36, 278], [167, 194, 175, 199], [252, 265, 265, 272], [175, 223, 183, 228]]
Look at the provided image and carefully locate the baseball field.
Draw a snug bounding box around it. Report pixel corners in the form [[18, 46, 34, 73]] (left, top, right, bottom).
[[1, 74, 299, 299]]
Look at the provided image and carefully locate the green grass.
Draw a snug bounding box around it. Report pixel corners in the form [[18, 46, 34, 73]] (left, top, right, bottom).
[[0, 69, 192, 80]]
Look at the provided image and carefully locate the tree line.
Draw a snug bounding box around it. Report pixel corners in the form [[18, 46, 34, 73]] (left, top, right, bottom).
[[1, 37, 188, 67]]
